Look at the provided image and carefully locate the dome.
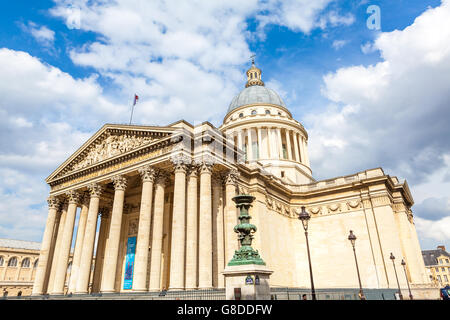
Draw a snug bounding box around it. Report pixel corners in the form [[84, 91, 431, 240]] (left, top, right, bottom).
[[227, 85, 286, 113]]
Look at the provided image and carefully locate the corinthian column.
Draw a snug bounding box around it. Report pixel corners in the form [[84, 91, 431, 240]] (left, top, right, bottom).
[[48, 201, 68, 293], [75, 184, 102, 294], [148, 172, 169, 291], [101, 175, 128, 293], [198, 160, 213, 289], [51, 190, 81, 295], [133, 165, 156, 292], [68, 192, 89, 294], [224, 169, 239, 264], [169, 157, 189, 290], [212, 177, 225, 288], [185, 165, 199, 290], [293, 132, 300, 162], [285, 129, 292, 160], [32, 196, 61, 296]]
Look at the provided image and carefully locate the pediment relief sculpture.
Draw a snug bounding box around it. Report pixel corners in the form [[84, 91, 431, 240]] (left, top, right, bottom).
[[58, 130, 166, 177]]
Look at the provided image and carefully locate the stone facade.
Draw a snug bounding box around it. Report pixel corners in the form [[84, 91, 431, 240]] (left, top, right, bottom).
[[31, 63, 434, 298]]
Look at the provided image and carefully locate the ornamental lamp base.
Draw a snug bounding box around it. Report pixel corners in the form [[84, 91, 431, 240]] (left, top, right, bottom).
[[222, 264, 273, 300]]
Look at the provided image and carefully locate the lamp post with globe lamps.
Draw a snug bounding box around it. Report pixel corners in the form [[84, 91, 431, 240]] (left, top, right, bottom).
[[390, 253, 403, 300], [401, 259, 413, 300], [298, 206, 316, 300], [348, 230, 366, 300]]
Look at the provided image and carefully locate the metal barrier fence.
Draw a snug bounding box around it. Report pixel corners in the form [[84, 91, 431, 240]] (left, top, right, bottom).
[[5, 287, 399, 300], [269, 287, 398, 300]]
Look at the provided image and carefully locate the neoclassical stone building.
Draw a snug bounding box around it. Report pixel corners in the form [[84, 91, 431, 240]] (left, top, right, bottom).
[[33, 62, 434, 298]]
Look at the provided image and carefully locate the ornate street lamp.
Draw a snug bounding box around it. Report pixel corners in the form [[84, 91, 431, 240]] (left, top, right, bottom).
[[401, 259, 413, 300], [298, 206, 316, 300], [390, 253, 403, 300], [348, 230, 366, 300]]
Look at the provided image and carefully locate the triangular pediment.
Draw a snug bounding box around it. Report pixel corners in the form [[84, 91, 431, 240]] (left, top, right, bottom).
[[47, 124, 176, 182]]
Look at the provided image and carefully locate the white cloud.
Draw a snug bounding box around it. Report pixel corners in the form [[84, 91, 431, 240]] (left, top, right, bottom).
[[22, 22, 55, 47], [306, 1, 450, 187], [332, 39, 349, 50]]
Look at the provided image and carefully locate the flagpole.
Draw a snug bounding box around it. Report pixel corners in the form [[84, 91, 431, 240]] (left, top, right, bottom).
[[129, 103, 135, 125], [129, 94, 138, 125]]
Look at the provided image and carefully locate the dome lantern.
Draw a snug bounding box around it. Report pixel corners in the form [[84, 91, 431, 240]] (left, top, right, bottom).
[[245, 58, 264, 88]]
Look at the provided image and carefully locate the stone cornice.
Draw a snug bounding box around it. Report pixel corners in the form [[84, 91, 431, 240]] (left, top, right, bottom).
[[222, 103, 293, 122]]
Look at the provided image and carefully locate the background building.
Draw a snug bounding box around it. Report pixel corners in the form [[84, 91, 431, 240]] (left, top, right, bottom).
[[422, 246, 450, 287], [0, 239, 40, 297], [31, 62, 438, 299], [0, 238, 94, 297]]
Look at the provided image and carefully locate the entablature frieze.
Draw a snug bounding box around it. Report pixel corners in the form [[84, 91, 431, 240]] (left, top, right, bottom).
[[49, 139, 175, 193]]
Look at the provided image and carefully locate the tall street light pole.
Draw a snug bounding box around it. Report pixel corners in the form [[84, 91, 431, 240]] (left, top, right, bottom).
[[401, 259, 413, 300], [348, 230, 366, 300], [298, 206, 316, 300], [390, 253, 403, 300]]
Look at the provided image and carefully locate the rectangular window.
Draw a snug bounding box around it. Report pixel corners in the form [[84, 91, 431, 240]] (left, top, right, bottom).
[[443, 267, 446, 272], [444, 275, 448, 282], [436, 267, 440, 272], [437, 275, 442, 282]]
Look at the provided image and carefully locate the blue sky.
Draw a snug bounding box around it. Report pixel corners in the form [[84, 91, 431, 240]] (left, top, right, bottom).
[[0, 0, 449, 252]]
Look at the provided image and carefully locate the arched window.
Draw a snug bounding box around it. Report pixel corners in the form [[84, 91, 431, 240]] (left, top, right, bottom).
[[239, 113, 244, 118], [251, 110, 257, 115], [21, 258, 30, 268], [8, 257, 18, 267], [0, 256, 4, 266], [265, 110, 270, 115], [34, 259, 39, 268]]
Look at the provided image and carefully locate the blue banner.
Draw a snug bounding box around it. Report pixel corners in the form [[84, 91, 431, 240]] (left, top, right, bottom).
[[123, 236, 136, 290]]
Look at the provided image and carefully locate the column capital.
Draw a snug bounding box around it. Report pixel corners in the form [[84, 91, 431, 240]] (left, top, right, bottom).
[[187, 165, 199, 177], [88, 183, 104, 198], [81, 191, 90, 206], [195, 156, 214, 174], [47, 196, 61, 210], [66, 190, 81, 205], [155, 170, 171, 186], [171, 154, 191, 173], [112, 175, 128, 191], [223, 168, 240, 185], [60, 199, 69, 211], [138, 165, 156, 183]]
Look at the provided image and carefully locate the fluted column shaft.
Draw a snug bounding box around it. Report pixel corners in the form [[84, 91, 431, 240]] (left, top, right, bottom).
[[297, 134, 303, 164], [303, 137, 310, 167], [52, 191, 80, 295], [68, 193, 89, 293], [247, 128, 253, 161], [185, 167, 199, 289], [169, 160, 188, 290], [212, 178, 225, 288], [92, 210, 110, 293], [75, 184, 102, 294], [293, 132, 300, 162], [257, 127, 262, 159], [285, 130, 292, 160], [277, 128, 283, 159], [133, 166, 156, 292], [32, 197, 60, 295], [148, 174, 168, 291], [48, 202, 67, 293], [101, 175, 128, 293], [198, 162, 213, 289], [224, 170, 239, 264]]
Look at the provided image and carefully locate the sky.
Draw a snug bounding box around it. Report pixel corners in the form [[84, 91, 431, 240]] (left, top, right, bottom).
[[0, 0, 449, 251]]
